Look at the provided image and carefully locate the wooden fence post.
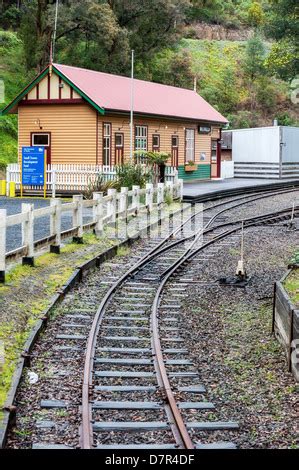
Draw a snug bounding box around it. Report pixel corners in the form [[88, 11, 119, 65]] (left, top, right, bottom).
[[179, 179, 183, 201], [93, 192, 104, 237], [166, 181, 174, 201], [146, 183, 153, 213], [0, 209, 6, 283], [120, 187, 128, 219], [22, 203, 35, 266], [73, 194, 84, 243], [50, 198, 62, 254], [157, 183, 164, 207], [132, 185, 140, 214], [52, 169, 56, 199], [108, 189, 117, 223]]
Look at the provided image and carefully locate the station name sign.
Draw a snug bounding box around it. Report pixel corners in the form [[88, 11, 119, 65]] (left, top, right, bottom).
[[22, 146, 45, 186], [198, 125, 211, 134]]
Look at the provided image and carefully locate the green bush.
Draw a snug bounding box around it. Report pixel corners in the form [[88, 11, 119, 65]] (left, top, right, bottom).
[[81, 174, 117, 199], [115, 163, 153, 191], [276, 112, 298, 127]]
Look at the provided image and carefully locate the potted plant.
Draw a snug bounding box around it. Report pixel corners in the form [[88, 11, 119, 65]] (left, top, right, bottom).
[[134, 151, 170, 183], [185, 160, 197, 172], [146, 152, 170, 183]]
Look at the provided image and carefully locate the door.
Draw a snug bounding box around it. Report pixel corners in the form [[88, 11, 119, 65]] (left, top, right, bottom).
[[115, 133, 124, 165], [31, 132, 51, 164], [211, 139, 221, 178], [171, 135, 179, 167]]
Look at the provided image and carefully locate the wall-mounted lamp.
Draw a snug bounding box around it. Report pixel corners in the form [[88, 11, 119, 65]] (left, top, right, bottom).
[[118, 120, 129, 131], [34, 119, 43, 130]]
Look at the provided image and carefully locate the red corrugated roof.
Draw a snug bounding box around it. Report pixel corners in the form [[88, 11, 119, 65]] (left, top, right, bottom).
[[53, 63, 227, 124]]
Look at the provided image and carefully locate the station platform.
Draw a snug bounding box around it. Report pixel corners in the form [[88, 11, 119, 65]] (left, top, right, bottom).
[[183, 178, 299, 203]]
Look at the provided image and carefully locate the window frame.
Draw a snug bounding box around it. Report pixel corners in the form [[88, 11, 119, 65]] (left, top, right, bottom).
[[115, 132, 124, 148], [185, 128, 195, 163], [152, 134, 160, 151], [103, 122, 112, 166], [211, 139, 218, 163], [31, 132, 51, 147], [135, 125, 148, 152], [171, 135, 179, 149]]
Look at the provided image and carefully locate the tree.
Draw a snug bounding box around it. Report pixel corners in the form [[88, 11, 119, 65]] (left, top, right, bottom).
[[265, 40, 298, 80], [17, 0, 191, 73], [265, 0, 299, 79], [57, 2, 130, 74], [149, 48, 194, 88], [243, 34, 266, 81], [247, 1, 265, 27], [20, 0, 53, 71]]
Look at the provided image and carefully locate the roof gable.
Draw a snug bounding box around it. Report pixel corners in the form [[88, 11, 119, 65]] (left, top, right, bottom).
[[0, 65, 105, 116]]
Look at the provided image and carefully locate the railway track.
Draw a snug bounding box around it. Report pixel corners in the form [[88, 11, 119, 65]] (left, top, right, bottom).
[[80, 193, 299, 450], [5, 187, 299, 450]]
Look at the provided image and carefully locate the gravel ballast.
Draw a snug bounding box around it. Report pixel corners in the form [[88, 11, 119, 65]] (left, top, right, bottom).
[[179, 224, 298, 448], [3, 190, 299, 449]]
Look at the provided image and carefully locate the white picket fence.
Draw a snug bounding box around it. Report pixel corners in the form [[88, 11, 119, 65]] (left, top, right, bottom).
[[6, 164, 179, 196], [0, 180, 183, 281]]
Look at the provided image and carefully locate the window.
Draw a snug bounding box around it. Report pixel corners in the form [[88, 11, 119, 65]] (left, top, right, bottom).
[[152, 134, 160, 151], [211, 140, 217, 163], [135, 126, 147, 152], [135, 125, 148, 163], [172, 135, 178, 148], [185, 129, 195, 162], [115, 133, 123, 148], [103, 123, 111, 166], [32, 133, 50, 147]]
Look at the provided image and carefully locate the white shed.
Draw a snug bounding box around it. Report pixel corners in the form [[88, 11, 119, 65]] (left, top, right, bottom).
[[223, 126, 299, 179]]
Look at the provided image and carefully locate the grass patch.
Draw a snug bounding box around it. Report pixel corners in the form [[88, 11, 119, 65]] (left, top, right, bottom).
[[0, 202, 182, 409], [284, 270, 299, 308], [223, 301, 292, 414], [117, 246, 130, 257], [0, 232, 112, 408]]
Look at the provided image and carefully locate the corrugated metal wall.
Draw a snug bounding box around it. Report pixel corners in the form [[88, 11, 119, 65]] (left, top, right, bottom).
[[228, 127, 299, 179]]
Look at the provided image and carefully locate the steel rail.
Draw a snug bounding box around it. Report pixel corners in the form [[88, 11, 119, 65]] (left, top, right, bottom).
[[150, 206, 298, 449], [80, 191, 298, 448]]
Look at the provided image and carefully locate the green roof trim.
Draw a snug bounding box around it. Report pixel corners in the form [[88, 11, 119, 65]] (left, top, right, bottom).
[[0, 65, 105, 116], [52, 66, 105, 115], [0, 67, 49, 116]]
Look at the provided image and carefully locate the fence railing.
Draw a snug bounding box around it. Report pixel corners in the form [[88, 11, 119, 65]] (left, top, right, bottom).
[[6, 164, 179, 197], [0, 180, 183, 282]]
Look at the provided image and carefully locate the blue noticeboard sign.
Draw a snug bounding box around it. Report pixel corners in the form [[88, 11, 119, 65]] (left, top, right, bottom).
[[22, 147, 45, 186]]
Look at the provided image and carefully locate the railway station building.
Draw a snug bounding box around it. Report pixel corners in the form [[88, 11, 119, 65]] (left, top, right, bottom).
[[0, 63, 227, 181]]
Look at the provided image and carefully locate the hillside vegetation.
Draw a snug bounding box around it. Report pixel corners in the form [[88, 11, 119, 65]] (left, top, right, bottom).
[[178, 39, 297, 128], [0, 30, 28, 170], [0, 0, 298, 167]]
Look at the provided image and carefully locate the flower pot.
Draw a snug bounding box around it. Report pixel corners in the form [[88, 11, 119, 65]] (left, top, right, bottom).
[[185, 165, 197, 172]]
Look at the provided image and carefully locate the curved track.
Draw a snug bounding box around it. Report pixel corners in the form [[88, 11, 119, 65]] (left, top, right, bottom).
[[80, 189, 299, 449]]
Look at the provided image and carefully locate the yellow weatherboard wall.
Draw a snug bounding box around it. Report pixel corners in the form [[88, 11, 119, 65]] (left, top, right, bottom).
[[18, 104, 97, 165]]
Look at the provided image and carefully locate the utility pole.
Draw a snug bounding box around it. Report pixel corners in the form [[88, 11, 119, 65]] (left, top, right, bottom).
[[193, 76, 197, 93], [130, 50, 135, 160], [52, 0, 59, 62]]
